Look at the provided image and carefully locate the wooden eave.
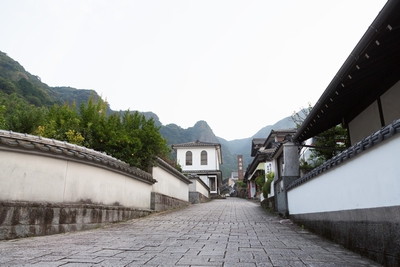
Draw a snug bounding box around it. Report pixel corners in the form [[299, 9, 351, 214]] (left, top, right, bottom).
[[295, 0, 400, 143]]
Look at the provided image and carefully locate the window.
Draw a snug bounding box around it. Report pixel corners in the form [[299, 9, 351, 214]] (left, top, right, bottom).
[[186, 151, 192, 165], [201, 150, 207, 165]]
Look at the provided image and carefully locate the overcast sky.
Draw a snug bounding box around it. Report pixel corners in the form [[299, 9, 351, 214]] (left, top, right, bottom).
[[1, 0, 387, 140]]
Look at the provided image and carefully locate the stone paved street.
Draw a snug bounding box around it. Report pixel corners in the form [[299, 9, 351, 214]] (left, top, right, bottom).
[[0, 198, 380, 267]]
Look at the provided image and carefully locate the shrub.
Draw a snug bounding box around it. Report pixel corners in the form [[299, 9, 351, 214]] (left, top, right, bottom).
[[262, 172, 274, 199]]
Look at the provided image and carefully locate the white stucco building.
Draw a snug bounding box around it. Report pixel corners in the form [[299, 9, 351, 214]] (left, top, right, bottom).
[[172, 140, 222, 197]]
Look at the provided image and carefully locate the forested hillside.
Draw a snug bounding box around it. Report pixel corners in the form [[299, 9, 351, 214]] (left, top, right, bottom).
[[0, 50, 296, 178], [0, 51, 169, 171], [219, 116, 296, 171]]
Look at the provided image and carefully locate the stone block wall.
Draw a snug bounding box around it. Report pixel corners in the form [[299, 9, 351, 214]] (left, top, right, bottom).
[[150, 192, 190, 211], [0, 201, 153, 240], [291, 206, 400, 266], [189, 192, 210, 204]]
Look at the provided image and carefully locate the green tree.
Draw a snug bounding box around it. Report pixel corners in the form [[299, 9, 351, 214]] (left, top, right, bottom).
[[35, 102, 84, 145], [291, 103, 313, 128], [0, 92, 171, 172], [262, 172, 274, 199], [131, 112, 170, 170], [103, 110, 169, 171], [255, 170, 265, 192], [235, 180, 247, 189], [0, 77, 19, 95], [310, 125, 348, 163], [3, 94, 46, 133], [78, 98, 170, 171], [0, 104, 6, 129], [78, 96, 108, 148], [292, 104, 349, 167]]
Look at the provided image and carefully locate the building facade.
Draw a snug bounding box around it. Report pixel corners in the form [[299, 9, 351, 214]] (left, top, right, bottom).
[[172, 140, 223, 197], [280, 1, 400, 265]]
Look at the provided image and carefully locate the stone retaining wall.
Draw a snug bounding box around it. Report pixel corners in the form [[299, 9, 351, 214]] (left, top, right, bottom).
[[290, 206, 400, 266], [287, 123, 400, 266], [0, 201, 153, 240], [150, 192, 190, 212], [189, 192, 210, 204]]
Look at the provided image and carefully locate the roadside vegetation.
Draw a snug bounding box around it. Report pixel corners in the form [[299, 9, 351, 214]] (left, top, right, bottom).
[[292, 103, 349, 170], [0, 92, 170, 172]]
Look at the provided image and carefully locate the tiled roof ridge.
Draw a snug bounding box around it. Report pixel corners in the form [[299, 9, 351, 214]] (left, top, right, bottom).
[[156, 157, 191, 184], [0, 130, 156, 184], [287, 118, 400, 190], [183, 169, 221, 173], [172, 140, 220, 147]]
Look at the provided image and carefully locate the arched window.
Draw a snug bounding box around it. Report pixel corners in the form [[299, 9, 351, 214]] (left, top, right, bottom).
[[201, 150, 207, 165], [186, 151, 192, 165]]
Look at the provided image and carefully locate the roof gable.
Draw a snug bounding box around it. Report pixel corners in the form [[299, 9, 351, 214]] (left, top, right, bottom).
[[172, 140, 221, 148], [251, 138, 267, 157], [246, 129, 296, 178], [172, 140, 223, 165], [295, 0, 400, 143]]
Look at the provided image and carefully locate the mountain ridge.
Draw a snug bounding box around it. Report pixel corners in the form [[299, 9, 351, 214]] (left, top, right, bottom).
[[0, 50, 296, 178]]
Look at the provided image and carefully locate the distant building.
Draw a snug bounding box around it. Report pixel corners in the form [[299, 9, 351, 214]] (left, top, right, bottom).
[[172, 140, 223, 197], [245, 129, 296, 201], [230, 171, 239, 183]]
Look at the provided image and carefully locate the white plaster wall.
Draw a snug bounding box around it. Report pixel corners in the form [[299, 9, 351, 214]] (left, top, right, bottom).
[[0, 150, 152, 209], [188, 179, 209, 198], [64, 161, 151, 208], [197, 174, 217, 193], [381, 80, 400, 124], [269, 180, 275, 198], [349, 101, 381, 144], [288, 134, 400, 215], [198, 175, 208, 187], [0, 151, 67, 202], [177, 147, 219, 171], [349, 80, 400, 145], [152, 166, 189, 201]]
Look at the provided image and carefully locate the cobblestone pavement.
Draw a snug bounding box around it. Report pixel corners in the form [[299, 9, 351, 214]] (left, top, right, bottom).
[[0, 198, 380, 267]]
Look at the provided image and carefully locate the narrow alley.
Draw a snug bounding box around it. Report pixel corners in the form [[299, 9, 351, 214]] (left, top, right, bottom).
[[0, 198, 379, 267]]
